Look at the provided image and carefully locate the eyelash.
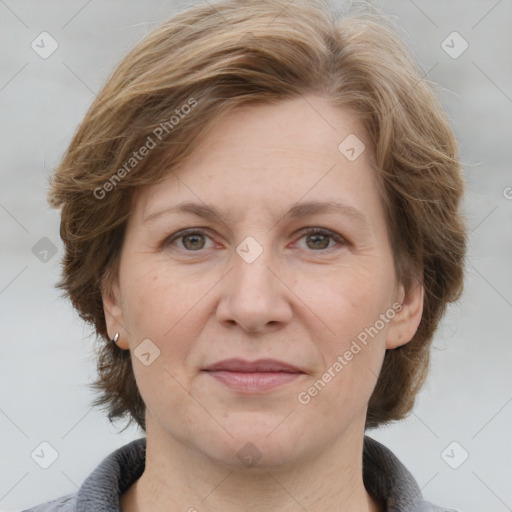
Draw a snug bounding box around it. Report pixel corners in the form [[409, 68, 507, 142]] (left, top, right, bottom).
[[164, 227, 347, 253]]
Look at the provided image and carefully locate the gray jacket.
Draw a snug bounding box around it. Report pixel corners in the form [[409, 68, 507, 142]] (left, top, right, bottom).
[[22, 436, 457, 511]]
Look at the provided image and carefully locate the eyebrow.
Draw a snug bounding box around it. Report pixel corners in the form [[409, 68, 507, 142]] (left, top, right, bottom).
[[143, 200, 368, 226]]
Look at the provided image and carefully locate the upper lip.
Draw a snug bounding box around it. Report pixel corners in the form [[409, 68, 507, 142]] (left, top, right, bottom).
[[203, 358, 304, 373]]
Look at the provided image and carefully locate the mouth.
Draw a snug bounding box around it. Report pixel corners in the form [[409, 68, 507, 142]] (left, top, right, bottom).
[[202, 358, 306, 393]]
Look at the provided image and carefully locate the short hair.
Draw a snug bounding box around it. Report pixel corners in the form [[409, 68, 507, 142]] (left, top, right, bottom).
[[49, 0, 466, 431]]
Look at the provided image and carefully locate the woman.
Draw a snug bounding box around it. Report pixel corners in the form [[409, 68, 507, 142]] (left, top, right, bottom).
[[24, 0, 466, 510]]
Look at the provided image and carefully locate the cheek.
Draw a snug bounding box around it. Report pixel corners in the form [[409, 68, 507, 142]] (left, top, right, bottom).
[[291, 259, 394, 401], [120, 257, 210, 339], [293, 258, 396, 339], [295, 282, 389, 425], [120, 260, 206, 415], [119, 256, 225, 404]]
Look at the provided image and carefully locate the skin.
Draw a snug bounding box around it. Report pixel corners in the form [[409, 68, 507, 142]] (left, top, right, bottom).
[[103, 95, 424, 512]]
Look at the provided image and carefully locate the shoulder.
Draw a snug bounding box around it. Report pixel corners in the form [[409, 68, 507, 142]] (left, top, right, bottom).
[[21, 493, 76, 511], [363, 435, 460, 512], [21, 438, 146, 512], [423, 504, 462, 512]]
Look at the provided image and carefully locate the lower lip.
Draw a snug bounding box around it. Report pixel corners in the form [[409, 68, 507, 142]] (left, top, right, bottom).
[[205, 371, 303, 392]]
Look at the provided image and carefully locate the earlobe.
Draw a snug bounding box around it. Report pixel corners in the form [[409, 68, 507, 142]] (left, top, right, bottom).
[[386, 280, 424, 350], [101, 280, 130, 350]]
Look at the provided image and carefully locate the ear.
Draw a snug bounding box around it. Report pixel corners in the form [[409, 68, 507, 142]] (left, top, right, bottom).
[[385, 280, 424, 349], [101, 277, 130, 350]]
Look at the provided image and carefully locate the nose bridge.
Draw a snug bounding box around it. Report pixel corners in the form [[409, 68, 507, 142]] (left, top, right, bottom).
[[216, 236, 292, 331], [232, 239, 276, 304]]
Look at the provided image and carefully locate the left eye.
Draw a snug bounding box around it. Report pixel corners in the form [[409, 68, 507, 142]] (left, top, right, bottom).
[[296, 228, 344, 251]]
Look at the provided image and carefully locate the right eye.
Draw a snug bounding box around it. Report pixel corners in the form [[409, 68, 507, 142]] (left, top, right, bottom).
[[164, 228, 215, 251]]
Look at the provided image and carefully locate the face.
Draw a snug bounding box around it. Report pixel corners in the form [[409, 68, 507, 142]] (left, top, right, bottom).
[[103, 95, 423, 468]]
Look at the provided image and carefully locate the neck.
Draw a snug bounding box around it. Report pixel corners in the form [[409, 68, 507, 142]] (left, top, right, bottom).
[[121, 421, 382, 512]]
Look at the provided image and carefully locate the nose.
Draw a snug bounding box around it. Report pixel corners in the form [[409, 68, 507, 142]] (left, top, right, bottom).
[[216, 246, 293, 333]]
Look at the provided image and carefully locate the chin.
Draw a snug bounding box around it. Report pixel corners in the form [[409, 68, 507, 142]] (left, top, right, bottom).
[[215, 439, 304, 472], [196, 415, 309, 470]]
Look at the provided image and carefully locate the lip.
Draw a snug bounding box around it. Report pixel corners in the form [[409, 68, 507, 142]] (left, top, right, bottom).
[[202, 358, 305, 393], [203, 358, 303, 373]]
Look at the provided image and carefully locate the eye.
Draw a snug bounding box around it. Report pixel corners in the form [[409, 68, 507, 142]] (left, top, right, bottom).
[[164, 228, 215, 251], [296, 228, 346, 251], [163, 227, 346, 253]]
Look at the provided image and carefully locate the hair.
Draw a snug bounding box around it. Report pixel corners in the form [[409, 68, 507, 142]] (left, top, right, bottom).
[[49, 0, 466, 431]]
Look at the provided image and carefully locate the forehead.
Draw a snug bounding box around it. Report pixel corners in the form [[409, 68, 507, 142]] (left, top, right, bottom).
[[134, 95, 379, 223], [181, 95, 368, 170]]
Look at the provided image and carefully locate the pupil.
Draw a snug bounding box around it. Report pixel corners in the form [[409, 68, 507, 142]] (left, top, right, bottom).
[[184, 234, 204, 250], [307, 234, 329, 250]]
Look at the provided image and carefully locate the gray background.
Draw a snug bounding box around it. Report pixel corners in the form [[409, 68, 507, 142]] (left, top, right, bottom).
[[1, 1, 511, 510]]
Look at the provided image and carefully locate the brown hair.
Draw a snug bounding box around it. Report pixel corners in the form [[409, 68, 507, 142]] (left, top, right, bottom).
[[49, 0, 466, 431]]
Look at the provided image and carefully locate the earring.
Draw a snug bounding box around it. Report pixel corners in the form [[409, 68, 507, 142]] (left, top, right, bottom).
[[111, 332, 120, 345]]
